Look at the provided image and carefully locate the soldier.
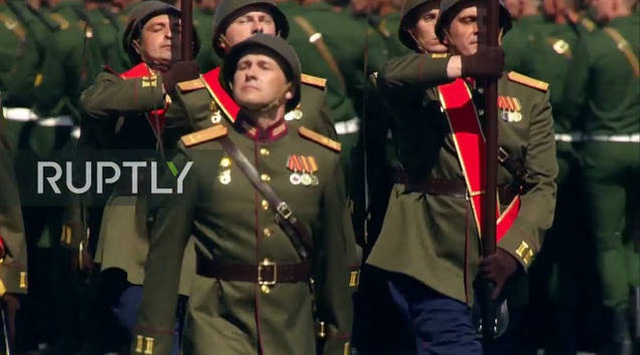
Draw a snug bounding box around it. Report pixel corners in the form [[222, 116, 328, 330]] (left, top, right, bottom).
[[582, 0, 639, 353], [0, 99, 28, 354], [131, 33, 356, 355], [353, 1, 447, 354], [366, 0, 558, 353], [162, 0, 336, 147], [80, 1, 199, 352]]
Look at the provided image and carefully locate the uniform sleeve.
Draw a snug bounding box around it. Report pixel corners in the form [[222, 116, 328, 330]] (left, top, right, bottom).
[[0, 139, 28, 295], [131, 150, 195, 355], [498, 90, 558, 270], [80, 71, 166, 119], [376, 53, 452, 124], [315, 158, 359, 355]]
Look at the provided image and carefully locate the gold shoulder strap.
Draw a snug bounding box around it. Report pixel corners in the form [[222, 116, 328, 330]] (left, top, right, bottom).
[[293, 16, 347, 91], [602, 27, 640, 77], [0, 12, 26, 42]]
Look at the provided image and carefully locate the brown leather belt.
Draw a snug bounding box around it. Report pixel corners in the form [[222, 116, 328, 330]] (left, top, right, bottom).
[[196, 256, 310, 285], [395, 174, 521, 202]]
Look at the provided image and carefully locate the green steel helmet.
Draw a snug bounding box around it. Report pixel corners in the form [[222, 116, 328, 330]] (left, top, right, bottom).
[[222, 34, 301, 112], [398, 0, 440, 51], [211, 0, 289, 59], [123, 1, 201, 64], [435, 0, 512, 43]]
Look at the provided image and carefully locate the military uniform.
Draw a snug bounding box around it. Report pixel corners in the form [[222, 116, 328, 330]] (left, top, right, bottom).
[[366, 48, 557, 352], [79, 2, 198, 351], [0, 102, 28, 298], [193, 5, 220, 72], [132, 34, 357, 355], [582, 12, 640, 351]]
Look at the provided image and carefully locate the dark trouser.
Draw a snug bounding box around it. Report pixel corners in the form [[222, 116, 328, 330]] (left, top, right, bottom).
[[388, 274, 482, 355], [352, 266, 416, 355]]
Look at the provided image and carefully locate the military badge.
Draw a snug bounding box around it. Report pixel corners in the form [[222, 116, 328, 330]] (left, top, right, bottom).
[[209, 100, 223, 124], [218, 157, 232, 184], [498, 96, 523, 123], [284, 106, 303, 121], [287, 155, 319, 186]]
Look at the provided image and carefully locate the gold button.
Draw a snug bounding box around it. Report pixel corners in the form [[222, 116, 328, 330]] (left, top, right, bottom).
[[263, 228, 272, 237], [260, 148, 270, 156], [220, 157, 231, 168], [260, 174, 270, 182], [261, 200, 269, 210]]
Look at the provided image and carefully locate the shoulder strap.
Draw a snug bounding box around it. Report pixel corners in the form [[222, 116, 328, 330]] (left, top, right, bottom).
[[0, 12, 26, 42], [292, 15, 346, 91], [218, 136, 313, 261], [602, 27, 640, 77]]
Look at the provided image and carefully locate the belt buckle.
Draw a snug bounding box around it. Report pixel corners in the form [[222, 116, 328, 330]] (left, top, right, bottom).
[[276, 202, 293, 220], [258, 258, 277, 286]]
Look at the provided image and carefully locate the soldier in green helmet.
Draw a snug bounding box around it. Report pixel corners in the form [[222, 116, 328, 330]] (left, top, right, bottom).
[[365, 0, 557, 353], [79, 1, 200, 351], [353, 1, 448, 354], [161, 0, 336, 146], [131, 33, 357, 355]]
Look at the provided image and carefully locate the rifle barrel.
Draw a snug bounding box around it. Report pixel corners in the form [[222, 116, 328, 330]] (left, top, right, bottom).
[[181, 0, 193, 61]]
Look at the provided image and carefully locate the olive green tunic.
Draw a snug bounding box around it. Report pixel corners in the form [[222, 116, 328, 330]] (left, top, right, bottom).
[[132, 116, 357, 354], [367, 53, 558, 304], [0, 105, 28, 295], [582, 14, 640, 309], [80, 65, 195, 294]]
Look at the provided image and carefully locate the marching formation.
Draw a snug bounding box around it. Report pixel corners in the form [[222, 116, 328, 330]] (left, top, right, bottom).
[[0, 0, 638, 354]]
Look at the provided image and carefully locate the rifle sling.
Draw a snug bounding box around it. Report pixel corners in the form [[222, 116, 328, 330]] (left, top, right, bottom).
[[292, 16, 347, 91], [218, 136, 312, 262]]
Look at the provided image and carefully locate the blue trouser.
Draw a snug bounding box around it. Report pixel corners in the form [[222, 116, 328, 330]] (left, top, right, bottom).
[[113, 284, 186, 355], [388, 274, 482, 355]]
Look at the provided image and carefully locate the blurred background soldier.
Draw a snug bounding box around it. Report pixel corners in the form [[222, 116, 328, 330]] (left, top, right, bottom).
[[502, 1, 592, 354], [582, 0, 639, 354], [0, 98, 29, 354]]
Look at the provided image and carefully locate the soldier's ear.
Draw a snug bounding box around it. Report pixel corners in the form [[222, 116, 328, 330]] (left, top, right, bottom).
[[218, 34, 230, 52], [132, 39, 142, 55]]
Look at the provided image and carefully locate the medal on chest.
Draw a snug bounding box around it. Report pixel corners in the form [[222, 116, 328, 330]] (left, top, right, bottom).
[[287, 155, 319, 186]]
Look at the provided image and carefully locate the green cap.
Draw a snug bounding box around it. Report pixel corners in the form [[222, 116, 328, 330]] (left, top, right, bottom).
[[398, 0, 440, 51], [435, 0, 512, 43], [222, 34, 301, 112], [123, 1, 200, 63], [211, 0, 289, 58]]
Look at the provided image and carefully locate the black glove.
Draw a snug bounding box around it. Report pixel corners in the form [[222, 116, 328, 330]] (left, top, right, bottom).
[[478, 248, 519, 299], [162, 60, 200, 95], [461, 45, 505, 79]]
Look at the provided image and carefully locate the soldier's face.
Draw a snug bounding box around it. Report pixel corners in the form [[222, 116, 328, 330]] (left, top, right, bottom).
[[591, 0, 613, 23], [503, 0, 522, 18], [222, 10, 276, 54], [139, 14, 180, 63], [408, 3, 448, 53], [444, 5, 479, 55], [232, 51, 293, 111]]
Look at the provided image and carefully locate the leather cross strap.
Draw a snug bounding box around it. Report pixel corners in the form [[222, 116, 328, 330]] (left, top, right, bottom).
[[218, 136, 313, 262]]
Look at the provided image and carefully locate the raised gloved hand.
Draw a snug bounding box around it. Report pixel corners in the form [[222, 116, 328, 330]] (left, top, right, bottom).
[[461, 45, 505, 79], [479, 248, 519, 299], [162, 60, 200, 95]]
